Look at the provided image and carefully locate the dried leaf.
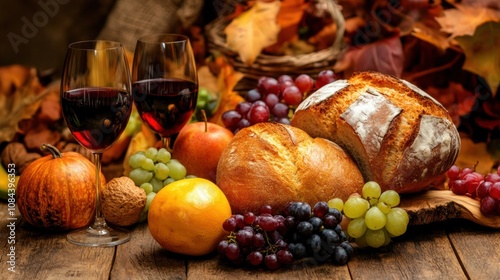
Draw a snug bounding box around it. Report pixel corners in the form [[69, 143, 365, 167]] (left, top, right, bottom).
[[425, 83, 476, 126], [209, 56, 244, 126], [37, 85, 61, 122], [23, 123, 61, 150], [446, 0, 500, 9], [224, 0, 281, 66], [275, 0, 308, 44], [411, 21, 450, 51], [435, 4, 500, 38], [454, 134, 496, 175], [334, 35, 404, 78], [308, 23, 337, 50], [455, 21, 500, 96], [0, 66, 49, 143]]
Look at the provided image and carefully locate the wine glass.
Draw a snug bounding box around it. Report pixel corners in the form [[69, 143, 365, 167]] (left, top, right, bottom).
[[132, 33, 198, 151], [60, 40, 132, 246]]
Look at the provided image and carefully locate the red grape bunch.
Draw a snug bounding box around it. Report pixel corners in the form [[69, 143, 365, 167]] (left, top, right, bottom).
[[447, 165, 500, 216], [221, 70, 336, 133], [217, 202, 354, 270]]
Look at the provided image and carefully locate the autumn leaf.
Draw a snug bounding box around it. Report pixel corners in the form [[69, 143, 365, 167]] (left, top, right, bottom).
[[208, 56, 245, 126], [224, 0, 281, 66], [0, 66, 50, 143], [334, 35, 404, 78], [455, 21, 500, 96], [411, 21, 451, 52], [275, 0, 308, 43], [425, 83, 476, 126], [435, 4, 500, 38], [454, 134, 497, 174]]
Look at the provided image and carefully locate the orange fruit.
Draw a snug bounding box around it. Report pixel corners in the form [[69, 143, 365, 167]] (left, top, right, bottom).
[[148, 178, 232, 256]]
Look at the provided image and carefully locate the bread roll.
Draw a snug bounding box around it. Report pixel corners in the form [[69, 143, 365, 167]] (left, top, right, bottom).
[[216, 122, 364, 214], [291, 71, 460, 193]]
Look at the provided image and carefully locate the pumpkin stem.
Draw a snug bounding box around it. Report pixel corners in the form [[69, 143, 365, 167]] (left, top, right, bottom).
[[40, 143, 63, 158]]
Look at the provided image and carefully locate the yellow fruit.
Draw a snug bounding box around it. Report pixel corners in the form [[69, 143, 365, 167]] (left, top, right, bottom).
[[0, 164, 18, 200], [148, 178, 232, 256]]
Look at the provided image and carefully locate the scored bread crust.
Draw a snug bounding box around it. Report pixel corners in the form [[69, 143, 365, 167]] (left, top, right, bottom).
[[216, 122, 364, 214], [291, 71, 461, 193]]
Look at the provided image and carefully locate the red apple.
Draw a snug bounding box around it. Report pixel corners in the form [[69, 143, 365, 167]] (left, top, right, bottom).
[[172, 121, 234, 183]]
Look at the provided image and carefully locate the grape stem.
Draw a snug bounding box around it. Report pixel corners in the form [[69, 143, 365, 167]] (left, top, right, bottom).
[[225, 225, 279, 256]]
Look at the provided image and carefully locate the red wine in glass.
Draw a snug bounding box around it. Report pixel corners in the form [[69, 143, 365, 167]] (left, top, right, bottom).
[[61, 87, 132, 152], [132, 78, 197, 137]]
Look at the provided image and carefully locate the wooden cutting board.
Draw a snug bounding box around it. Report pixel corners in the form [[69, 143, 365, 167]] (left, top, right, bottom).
[[400, 190, 500, 229]]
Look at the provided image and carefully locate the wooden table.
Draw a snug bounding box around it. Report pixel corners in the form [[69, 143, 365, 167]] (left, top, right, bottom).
[[1, 200, 499, 280]]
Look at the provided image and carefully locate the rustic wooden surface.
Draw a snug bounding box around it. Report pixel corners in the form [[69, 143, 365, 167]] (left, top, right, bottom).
[[1, 198, 500, 280]]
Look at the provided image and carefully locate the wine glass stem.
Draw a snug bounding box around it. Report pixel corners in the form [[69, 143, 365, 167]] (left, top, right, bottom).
[[162, 137, 172, 153], [93, 152, 106, 228]]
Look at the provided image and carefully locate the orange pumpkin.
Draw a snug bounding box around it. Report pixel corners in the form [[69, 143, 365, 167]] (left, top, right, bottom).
[[17, 144, 105, 230]]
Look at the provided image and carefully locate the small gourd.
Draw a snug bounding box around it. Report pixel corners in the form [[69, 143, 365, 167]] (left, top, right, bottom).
[[17, 144, 105, 230]]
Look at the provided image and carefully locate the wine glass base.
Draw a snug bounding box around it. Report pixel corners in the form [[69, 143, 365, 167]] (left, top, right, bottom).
[[67, 225, 131, 247]]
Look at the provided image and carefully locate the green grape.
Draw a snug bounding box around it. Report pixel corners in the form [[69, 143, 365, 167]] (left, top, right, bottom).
[[129, 153, 147, 169], [382, 228, 392, 246], [380, 190, 400, 207], [364, 206, 386, 230], [140, 182, 153, 194], [154, 163, 169, 180], [156, 148, 171, 164], [141, 158, 155, 171], [365, 229, 386, 248], [138, 211, 148, 223], [385, 207, 409, 237], [368, 197, 379, 206], [167, 159, 187, 180], [362, 181, 382, 200], [328, 197, 344, 211], [355, 234, 368, 248], [124, 110, 142, 135], [377, 201, 391, 214], [150, 177, 164, 193], [343, 196, 370, 219], [163, 177, 175, 186], [129, 168, 153, 186], [143, 192, 156, 213], [145, 147, 158, 161], [347, 217, 367, 238], [185, 174, 197, 179], [393, 207, 409, 224]]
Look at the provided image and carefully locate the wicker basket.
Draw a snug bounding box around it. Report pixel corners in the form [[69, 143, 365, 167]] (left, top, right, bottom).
[[205, 0, 346, 82]]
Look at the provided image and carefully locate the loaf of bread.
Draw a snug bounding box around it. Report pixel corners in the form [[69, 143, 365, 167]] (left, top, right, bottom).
[[216, 122, 364, 214], [291, 71, 460, 194]]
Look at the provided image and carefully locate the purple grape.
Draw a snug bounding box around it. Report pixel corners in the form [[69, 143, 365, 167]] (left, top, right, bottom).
[[271, 102, 289, 118], [235, 101, 252, 115], [246, 88, 261, 102], [248, 251, 263, 266]]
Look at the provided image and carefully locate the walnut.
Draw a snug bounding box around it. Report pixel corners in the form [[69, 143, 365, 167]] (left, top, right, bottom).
[[1, 142, 41, 175], [101, 176, 147, 227]]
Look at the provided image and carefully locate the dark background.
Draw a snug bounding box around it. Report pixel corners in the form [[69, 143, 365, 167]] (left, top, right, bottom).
[[0, 0, 218, 76], [0, 0, 116, 73]]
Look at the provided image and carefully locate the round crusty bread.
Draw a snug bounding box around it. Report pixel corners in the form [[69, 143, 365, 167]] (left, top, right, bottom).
[[216, 122, 364, 214], [291, 71, 461, 194]]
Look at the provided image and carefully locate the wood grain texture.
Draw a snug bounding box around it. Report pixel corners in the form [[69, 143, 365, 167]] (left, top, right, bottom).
[[446, 221, 500, 280], [400, 190, 500, 228], [188, 255, 351, 279], [0, 204, 114, 280], [348, 223, 468, 280], [110, 223, 186, 279], [1, 192, 499, 279]]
